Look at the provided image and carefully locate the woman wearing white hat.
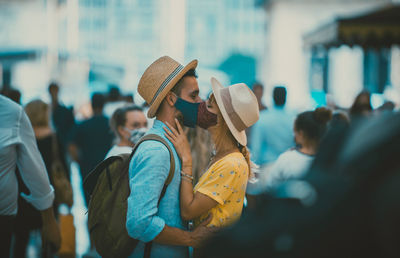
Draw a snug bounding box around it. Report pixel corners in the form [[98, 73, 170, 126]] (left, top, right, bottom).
[[164, 77, 259, 228]]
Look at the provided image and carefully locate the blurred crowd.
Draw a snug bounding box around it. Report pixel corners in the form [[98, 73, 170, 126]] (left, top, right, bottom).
[[0, 73, 399, 258], [1, 83, 149, 258]]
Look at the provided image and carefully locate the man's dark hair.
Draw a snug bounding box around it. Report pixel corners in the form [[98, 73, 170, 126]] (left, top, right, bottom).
[[171, 69, 198, 96], [108, 85, 121, 102], [48, 82, 59, 93], [273, 86, 287, 107], [91, 92, 106, 111], [110, 105, 144, 136], [1, 88, 21, 104]]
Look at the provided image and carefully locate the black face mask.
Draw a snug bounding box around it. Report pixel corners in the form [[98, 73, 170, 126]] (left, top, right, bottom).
[[197, 101, 218, 129], [174, 97, 200, 128]]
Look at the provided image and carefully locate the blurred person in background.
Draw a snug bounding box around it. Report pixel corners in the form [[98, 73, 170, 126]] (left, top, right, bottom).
[[124, 94, 134, 103], [252, 82, 267, 112], [1, 87, 21, 104], [246, 82, 267, 149], [198, 109, 400, 258], [376, 101, 395, 115], [349, 90, 373, 121], [266, 107, 332, 189], [68, 92, 113, 206], [330, 111, 350, 128], [309, 111, 350, 172], [105, 105, 148, 158], [248, 86, 295, 194], [12, 99, 69, 258], [103, 85, 129, 118], [164, 78, 259, 233], [250, 86, 295, 166], [48, 82, 76, 157], [0, 95, 60, 258]]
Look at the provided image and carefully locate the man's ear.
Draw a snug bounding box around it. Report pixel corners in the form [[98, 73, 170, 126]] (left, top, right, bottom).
[[165, 92, 176, 107]]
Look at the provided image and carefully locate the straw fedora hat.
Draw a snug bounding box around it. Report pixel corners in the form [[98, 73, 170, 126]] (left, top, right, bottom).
[[210, 77, 259, 146], [138, 56, 198, 118]]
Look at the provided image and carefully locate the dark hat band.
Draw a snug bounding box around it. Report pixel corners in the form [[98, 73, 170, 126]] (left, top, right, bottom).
[[149, 64, 184, 105]]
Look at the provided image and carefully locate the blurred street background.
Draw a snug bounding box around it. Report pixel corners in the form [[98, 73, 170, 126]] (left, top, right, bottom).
[[1, 0, 400, 257]]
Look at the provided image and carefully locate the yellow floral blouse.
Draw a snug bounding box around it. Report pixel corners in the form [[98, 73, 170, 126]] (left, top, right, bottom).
[[193, 152, 249, 227]]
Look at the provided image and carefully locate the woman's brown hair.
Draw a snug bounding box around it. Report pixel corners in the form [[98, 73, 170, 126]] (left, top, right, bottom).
[[25, 99, 50, 127]]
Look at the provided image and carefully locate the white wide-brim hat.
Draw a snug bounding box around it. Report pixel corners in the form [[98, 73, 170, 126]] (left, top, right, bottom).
[[211, 77, 260, 146], [138, 56, 198, 118]]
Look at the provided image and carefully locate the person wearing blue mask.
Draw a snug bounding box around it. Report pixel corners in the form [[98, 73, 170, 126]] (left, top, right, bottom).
[[126, 56, 214, 258], [105, 105, 148, 158]]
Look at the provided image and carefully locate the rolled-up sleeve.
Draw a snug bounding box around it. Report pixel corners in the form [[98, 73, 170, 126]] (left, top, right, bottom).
[[126, 141, 170, 242], [16, 109, 55, 211]]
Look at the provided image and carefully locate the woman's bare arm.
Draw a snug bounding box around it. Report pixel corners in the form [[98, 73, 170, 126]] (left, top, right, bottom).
[[164, 119, 218, 221], [180, 166, 218, 221]]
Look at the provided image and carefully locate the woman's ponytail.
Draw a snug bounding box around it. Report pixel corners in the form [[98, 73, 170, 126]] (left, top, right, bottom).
[[239, 144, 255, 178]]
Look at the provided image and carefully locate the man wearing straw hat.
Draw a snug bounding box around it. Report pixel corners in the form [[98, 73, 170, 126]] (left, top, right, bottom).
[[126, 56, 212, 258]]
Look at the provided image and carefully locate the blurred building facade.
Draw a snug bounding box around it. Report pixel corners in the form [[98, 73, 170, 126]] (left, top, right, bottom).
[[78, 0, 266, 92], [185, 0, 266, 69], [0, 0, 266, 105]]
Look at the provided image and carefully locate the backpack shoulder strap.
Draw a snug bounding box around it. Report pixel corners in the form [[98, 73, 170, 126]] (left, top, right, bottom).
[[83, 155, 127, 196], [134, 134, 176, 258], [131, 134, 175, 186]]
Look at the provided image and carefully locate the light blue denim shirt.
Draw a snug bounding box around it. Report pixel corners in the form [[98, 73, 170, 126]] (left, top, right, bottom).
[[250, 107, 296, 166], [126, 120, 189, 258]]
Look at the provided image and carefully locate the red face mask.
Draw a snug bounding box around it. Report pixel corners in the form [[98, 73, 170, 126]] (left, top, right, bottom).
[[197, 101, 218, 129]]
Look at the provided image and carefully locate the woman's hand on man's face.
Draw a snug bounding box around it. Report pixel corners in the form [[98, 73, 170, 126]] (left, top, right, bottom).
[[164, 119, 193, 167]]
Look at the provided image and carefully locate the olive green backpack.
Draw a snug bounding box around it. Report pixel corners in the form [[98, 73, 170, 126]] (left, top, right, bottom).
[[83, 134, 175, 258]]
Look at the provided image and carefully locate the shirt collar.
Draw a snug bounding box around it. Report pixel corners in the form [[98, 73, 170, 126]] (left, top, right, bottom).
[[152, 120, 167, 130]]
